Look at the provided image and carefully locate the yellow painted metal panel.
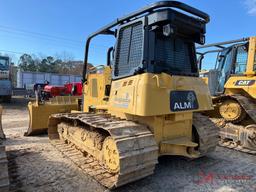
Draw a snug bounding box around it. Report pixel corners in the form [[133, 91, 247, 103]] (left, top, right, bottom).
[[108, 73, 213, 116], [245, 36, 256, 75], [224, 76, 256, 99]]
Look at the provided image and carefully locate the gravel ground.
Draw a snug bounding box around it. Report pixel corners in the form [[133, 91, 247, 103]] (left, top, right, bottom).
[[1, 97, 256, 192]]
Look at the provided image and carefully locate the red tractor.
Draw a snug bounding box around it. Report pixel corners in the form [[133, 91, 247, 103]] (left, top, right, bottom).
[[34, 82, 82, 102], [43, 85, 66, 98], [64, 82, 83, 96]]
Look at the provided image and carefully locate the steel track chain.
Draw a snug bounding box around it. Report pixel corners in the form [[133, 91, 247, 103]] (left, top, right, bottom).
[[219, 140, 256, 155], [49, 113, 158, 189], [193, 113, 219, 156]]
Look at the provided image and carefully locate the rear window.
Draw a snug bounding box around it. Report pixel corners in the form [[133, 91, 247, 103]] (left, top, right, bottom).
[[154, 33, 197, 76], [114, 22, 143, 77]]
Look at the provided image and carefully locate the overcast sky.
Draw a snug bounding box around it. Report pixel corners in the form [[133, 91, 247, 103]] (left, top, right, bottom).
[[0, 0, 255, 65]]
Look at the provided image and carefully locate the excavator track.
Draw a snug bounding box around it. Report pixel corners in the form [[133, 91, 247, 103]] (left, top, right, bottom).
[[193, 113, 219, 156], [48, 113, 158, 189]]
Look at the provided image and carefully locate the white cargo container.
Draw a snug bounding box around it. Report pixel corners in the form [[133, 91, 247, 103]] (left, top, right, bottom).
[[17, 70, 82, 88], [0, 56, 12, 102]]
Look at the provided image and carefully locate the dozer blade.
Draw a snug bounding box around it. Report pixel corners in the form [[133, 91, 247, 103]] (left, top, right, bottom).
[[25, 96, 81, 136], [0, 105, 9, 192]]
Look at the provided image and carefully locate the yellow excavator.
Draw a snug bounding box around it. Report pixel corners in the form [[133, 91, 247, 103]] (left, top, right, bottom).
[[0, 105, 9, 191], [47, 1, 218, 188], [197, 37, 256, 154]]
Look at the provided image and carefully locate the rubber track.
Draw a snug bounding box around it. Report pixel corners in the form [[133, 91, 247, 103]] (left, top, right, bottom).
[[193, 113, 219, 155], [49, 113, 158, 189]]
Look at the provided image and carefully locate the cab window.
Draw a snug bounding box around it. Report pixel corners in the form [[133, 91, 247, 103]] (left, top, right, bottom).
[[235, 45, 248, 74]]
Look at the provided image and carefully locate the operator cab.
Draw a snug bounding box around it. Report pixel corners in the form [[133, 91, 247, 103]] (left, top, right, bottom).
[[113, 8, 206, 79], [197, 38, 254, 96], [82, 1, 210, 113], [83, 1, 210, 83], [0, 56, 9, 71], [216, 43, 249, 93]]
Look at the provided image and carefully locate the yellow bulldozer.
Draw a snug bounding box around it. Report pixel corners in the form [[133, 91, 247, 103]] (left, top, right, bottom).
[[0, 105, 10, 191], [197, 37, 256, 153], [47, 1, 218, 188]]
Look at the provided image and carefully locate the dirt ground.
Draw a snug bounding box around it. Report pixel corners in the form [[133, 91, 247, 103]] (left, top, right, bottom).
[[1, 97, 256, 192]]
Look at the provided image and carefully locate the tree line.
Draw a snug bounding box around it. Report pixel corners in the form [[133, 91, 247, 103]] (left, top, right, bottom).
[[18, 53, 92, 75]]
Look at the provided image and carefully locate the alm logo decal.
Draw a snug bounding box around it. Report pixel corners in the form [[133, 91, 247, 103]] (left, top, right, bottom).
[[170, 91, 199, 112]]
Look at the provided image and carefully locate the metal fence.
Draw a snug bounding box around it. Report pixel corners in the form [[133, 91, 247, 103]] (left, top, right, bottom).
[[17, 70, 82, 88]]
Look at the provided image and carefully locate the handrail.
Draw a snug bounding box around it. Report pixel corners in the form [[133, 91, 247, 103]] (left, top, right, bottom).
[[197, 37, 249, 49]]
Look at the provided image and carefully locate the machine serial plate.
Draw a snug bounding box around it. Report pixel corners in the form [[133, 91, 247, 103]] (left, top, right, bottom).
[[170, 91, 199, 112]]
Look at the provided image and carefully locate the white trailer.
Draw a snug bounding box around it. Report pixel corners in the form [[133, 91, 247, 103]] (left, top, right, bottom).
[[0, 56, 12, 102], [17, 70, 82, 88]]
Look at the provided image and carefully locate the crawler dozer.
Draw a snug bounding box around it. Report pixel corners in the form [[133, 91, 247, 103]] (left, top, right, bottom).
[[197, 37, 256, 153], [48, 1, 218, 188], [0, 105, 10, 191]]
